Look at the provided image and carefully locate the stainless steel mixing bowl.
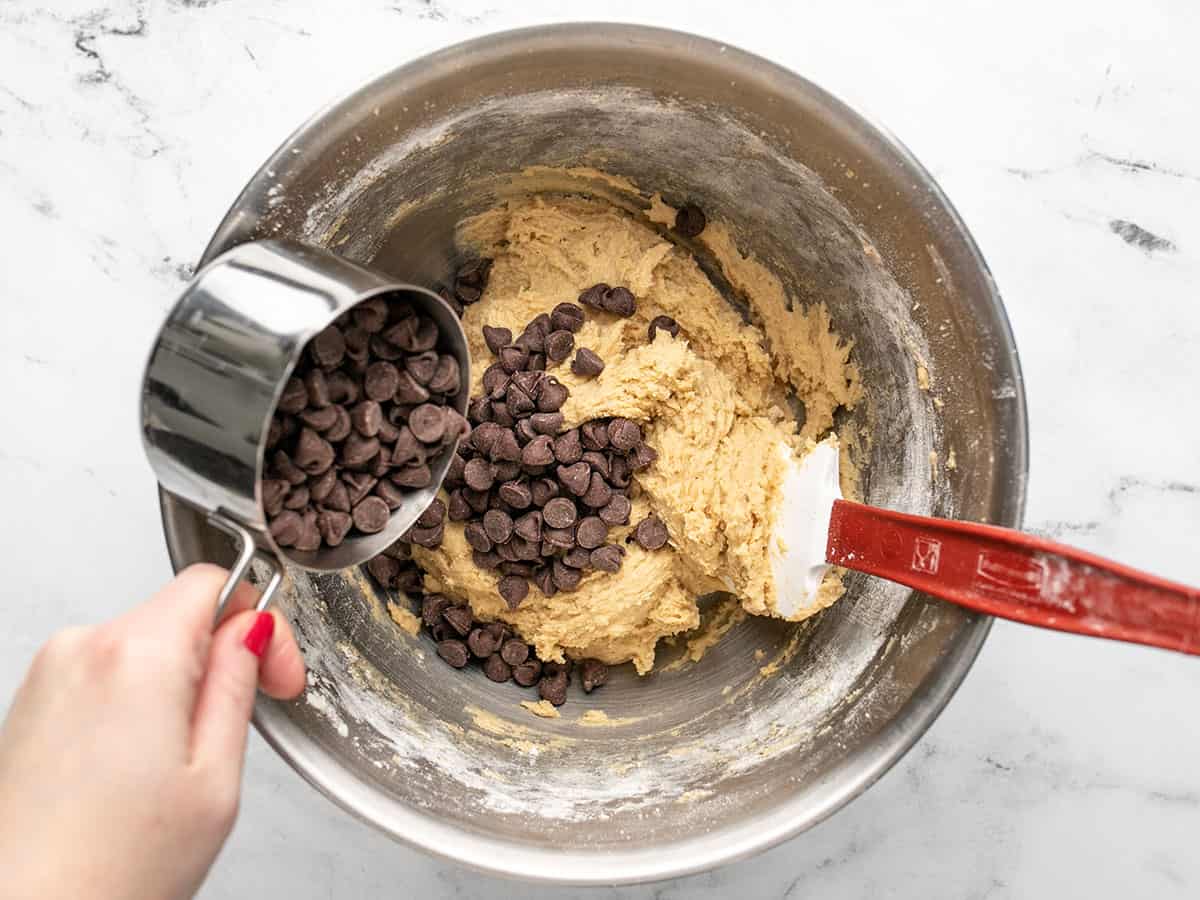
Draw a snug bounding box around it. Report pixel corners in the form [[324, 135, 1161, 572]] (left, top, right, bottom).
[[158, 24, 1027, 884]]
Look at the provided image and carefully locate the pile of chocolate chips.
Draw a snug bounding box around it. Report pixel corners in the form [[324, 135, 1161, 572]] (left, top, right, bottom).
[[445, 284, 671, 608], [260, 295, 467, 552], [423, 592, 609, 704]]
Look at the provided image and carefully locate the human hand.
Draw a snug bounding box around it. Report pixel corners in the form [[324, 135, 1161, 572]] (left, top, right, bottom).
[[0, 563, 306, 900]]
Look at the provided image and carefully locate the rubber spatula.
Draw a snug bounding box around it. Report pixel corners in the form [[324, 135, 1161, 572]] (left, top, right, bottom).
[[775, 438, 1200, 654]]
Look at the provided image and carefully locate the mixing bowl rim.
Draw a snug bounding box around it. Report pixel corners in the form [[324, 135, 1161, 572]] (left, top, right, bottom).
[[171, 21, 1028, 885]]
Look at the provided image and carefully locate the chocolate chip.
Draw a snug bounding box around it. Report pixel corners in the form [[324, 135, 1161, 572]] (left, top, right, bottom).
[[310, 325, 346, 369], [366, 554, 400, 587], [300, 405, 338, 431], [552, 428, 583, 464], [499, 344, 528, 374], [483, 653, 513, 682], [576, 516, 608, 550], [393, 370, 430, 405], [539, 671, 568, 706], [500, 560, 536, 577], [397, 568, 425, 593], [511, 369, 543, 396], [491, 403, 515, 427], [498, 480, 532, 509], [601, 286, 636, 317], [408, 404, 446, 443], [463, 487, 491, 513], [467, 627, 500, 659], [580, 472, 613, 508], [382, 540, 412, 561], [349, 400, 382, 437], [542, 496, 578, 529], [674, 202, 707, 237], [448, 490, 472, 521], [607, 418, 641, 451], [521, 434, 555, 466], [536, 377, 568, 412], [579, 658, 610, 692], [417, 498, 445, 528], [599, 493, 631, 526], [551, 559, 582, 592], [513, 660, 543, 686], [562, 546, 591, 569], [351, 496, 390, 533], [269, 510, 303, 546], [295, 511, 321, 551], [429, 355, 461, 395], [325, 406, 352, 442], [482, 364, 509, 398], [483, 325, 512, 355], [579, 422, 608, 452], [634, 514, 669, 550], [293, 428, 336, 475], [303, 369, 331, 407], [557, 462, 591, 496], [628, 441, 658, 470], [648, 315, 680, 341], [464, 521, 493, 553], [483, 509, 514, 544], [362, 361, 397, 402], [352, 296, 389, 333], [340, 432, 380, 468], [442, 605, 474, 637], [499, 639, 529, 667], [571, 348, 605, 377], [468, 396, 493, 425], [578, 283, 609, 309], [544, 329, 575, 363], [405, 351, 439, 385], [369, 334, 402, 361], [527, 412, 562, 436], [283, 486, 309, 510], [590, 544, 624, 573], [505, 382, 535, 418], [530, 477, 560, 507], [278, 377, 308, 414], [543, 526, 575, 551], [323, 480, 350, 512], [326, 371, 359, 404], [437, 640, 470, 668], [472, 549, 501, 570], [262, 479, 290, 517], [463, 457, 495, 491], [532, 565, 557, 597], [393, 462, 433, 489], [515, 418, 537, 444], [489, 428, 522, 462], [498, 574, 529, 610], [389, 426, 423, 467], [513, 510, 542, 543], [394, 316, 439, 353], [550, 302, 586, 333], [422, 594, 451, 628], [581, 450, 610, 480], [317, 510, 353, 546], [608, 454, 632, 488]]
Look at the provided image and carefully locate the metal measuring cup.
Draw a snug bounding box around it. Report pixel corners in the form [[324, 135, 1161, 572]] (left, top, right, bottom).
[[140, 239, 470, 620]]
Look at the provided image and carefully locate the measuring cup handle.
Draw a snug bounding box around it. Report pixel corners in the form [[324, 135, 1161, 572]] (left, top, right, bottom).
[[205, 513, 285, 625]]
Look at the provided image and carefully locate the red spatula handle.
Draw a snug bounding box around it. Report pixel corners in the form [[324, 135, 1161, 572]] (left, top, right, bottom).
[[827, 499, 1200, 655]]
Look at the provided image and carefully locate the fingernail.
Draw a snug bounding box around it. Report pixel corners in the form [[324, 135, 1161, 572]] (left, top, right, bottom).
[[243, 612, 275, 658]]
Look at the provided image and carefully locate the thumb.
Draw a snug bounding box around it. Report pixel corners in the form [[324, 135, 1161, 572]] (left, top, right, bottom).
[[190, 610, 275, 771]]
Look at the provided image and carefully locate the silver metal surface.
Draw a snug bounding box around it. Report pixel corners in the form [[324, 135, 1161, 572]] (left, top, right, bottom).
[[157, 24, 1028, 885], [141, 239, 469, 575]]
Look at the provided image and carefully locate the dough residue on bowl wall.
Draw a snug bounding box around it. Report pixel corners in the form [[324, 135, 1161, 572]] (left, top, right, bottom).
[[413, 182, 863, 675]]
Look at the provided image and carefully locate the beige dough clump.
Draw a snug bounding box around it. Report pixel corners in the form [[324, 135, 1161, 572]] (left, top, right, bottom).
[[415, 194, 860, 673]]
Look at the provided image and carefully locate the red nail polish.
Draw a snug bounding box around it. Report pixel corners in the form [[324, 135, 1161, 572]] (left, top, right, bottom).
[[243, 612, 275, 658]]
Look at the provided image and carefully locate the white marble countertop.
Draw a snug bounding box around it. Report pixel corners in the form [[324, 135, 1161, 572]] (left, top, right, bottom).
[[2, 1, 1198, 897]]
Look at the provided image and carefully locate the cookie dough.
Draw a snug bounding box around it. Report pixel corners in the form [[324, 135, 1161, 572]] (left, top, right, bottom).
[[415, 194, 861, 673]]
